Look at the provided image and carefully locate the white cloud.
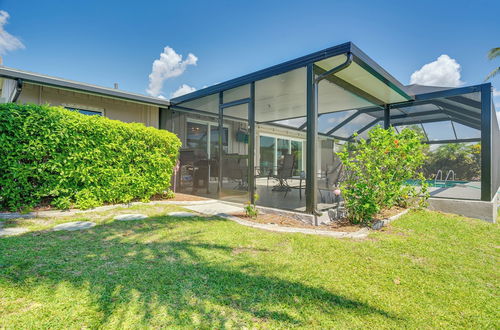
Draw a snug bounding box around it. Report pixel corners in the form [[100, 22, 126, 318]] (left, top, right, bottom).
[[493, 88, 500, 98], [493, 88, 500, 114], [171, 84, 196, 98], [0, 11, 24, 55], [410, 54, 464, 87], [146, 46, 197, 97]]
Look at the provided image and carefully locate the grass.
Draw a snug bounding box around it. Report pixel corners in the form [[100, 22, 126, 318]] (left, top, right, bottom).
[[0, 206, 498, 328]]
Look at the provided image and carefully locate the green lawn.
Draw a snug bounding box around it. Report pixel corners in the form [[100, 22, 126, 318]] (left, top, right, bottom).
[[0, 206, 498, 328]]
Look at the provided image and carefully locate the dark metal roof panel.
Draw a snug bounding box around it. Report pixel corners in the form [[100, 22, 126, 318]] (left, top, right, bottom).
[[171, 42, 413, 104]]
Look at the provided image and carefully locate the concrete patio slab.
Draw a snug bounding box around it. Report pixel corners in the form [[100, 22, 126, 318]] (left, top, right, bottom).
[[184, 202, 243, 215], [53, 221, 96, 231]]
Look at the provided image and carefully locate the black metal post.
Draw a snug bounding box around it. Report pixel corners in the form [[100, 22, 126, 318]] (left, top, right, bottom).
[[305, 53, 353, 216], [305, 63, 317, 214], [218, 92, 223, 197], [480, 83, 492, 201], [384, 104, 390, 129], [248, 82, 256, 204]]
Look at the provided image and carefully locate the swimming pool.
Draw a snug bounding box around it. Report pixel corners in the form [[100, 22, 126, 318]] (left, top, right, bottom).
[[405, 179, 469, 188]]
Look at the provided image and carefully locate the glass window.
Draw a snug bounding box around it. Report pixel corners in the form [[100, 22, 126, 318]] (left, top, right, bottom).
[[259, 135, 303, 176], [291, 140, 303, 175], [259, 136, 275, 176], [277, 138, 290, 162], [186, 122, 208, 151], [187, 121, 228, 158], [66, 107, 102, 116], [210, 125, 228, 157]]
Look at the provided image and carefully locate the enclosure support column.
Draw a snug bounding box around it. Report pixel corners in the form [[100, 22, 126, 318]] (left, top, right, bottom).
[[384, 104, 390, 129], [480, 83, 492, 201], [248, 82, 256, 204], [305, 63, 318, 215], [218, 92, 224, 197]]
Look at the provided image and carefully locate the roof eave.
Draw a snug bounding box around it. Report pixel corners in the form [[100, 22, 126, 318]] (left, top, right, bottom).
[[0, 66, 170, 107]]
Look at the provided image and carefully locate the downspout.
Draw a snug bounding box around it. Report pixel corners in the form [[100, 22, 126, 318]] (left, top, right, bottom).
[[314, 53, 353, 86], [307, 52, 353, 219], [11, 78, 23, 103]]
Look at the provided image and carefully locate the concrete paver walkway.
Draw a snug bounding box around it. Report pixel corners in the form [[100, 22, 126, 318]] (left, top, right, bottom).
[[1, 199, 373, 239]]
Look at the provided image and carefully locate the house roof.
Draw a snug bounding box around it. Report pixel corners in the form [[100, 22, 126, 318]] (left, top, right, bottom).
[[0, 66, 170, 107]]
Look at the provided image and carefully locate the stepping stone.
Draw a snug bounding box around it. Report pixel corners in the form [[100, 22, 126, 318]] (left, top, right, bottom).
[[53, 221, 96, 231], [114, 214, 148, 221], [168, 211, 197, 217], [0, 227, 29, 237]]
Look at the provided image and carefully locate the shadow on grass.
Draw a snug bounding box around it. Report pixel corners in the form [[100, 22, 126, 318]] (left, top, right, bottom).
[[0, 216, 399, 327]]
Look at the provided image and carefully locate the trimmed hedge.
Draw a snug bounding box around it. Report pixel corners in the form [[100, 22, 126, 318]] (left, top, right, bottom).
[[0, 103, 181, 210]]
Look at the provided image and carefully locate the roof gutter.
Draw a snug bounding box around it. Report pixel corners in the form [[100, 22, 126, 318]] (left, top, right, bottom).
[[12, 78, 23, 103]]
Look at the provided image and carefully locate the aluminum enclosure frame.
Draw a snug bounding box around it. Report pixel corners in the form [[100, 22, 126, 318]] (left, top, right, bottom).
[[165, 42, 498, 216]]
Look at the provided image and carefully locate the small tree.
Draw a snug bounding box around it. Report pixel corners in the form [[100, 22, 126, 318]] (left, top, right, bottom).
[[485, 47, 499, 81], [337, 126, 427, 224]]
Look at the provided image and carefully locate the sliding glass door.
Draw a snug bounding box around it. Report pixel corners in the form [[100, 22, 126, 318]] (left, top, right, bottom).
[[259, 134, 304, 176], [179, 121, 227, 197], [291, 140, 303, 175], [259, 136, 275, 176]]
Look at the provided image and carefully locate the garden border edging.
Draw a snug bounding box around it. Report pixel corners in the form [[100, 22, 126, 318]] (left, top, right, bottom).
[[371, 209, 410, 230]]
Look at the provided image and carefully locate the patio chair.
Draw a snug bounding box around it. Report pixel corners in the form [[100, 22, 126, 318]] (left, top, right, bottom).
[[255, 163, 274, 188], [191, 150, 210, 190], [223, 155, 248, 190], [272, 154, 295, 192], [319, 159, 344, 204]]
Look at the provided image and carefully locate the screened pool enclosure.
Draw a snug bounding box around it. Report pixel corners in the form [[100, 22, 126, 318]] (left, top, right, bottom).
[[161, 42, 499, 214]]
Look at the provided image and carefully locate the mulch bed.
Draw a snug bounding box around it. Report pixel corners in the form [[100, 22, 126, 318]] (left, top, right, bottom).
[[152, 193, 209, 202], [231, 206, 407, 233], [232, 212, 364, 233], [372, 206, 406, 221]]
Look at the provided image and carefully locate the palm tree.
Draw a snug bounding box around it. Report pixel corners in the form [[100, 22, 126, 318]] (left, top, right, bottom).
[[485, 47, 500, 81]]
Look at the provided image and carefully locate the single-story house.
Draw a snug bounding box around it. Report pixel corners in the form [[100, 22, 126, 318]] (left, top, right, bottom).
[[1, 42, 498, 221]]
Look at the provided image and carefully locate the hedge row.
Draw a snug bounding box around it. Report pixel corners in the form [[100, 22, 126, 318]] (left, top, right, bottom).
[[0, 103, 181, 211]]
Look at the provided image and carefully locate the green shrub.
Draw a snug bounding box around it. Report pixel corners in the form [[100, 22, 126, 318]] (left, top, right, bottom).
[[0, 103, 181, 210], [244, 194, 259, 218], [337, 126, 427, 224]]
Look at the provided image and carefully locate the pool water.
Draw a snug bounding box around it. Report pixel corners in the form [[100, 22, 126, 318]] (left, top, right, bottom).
[[405, 179, 469, 188]]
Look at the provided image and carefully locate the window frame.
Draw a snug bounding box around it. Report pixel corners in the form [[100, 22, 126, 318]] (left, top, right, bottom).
[[186, 118, 231, 158], [258, 133, 305, 175], [65, 106, 104, 116]]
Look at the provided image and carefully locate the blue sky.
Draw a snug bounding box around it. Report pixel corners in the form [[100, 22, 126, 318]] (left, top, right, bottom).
[[0, 0, 499, 106]]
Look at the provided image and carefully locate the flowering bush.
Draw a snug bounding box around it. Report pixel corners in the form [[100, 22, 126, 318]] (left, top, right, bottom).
[[244, 194, 259, 218], [337, 126, 428, 224]]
